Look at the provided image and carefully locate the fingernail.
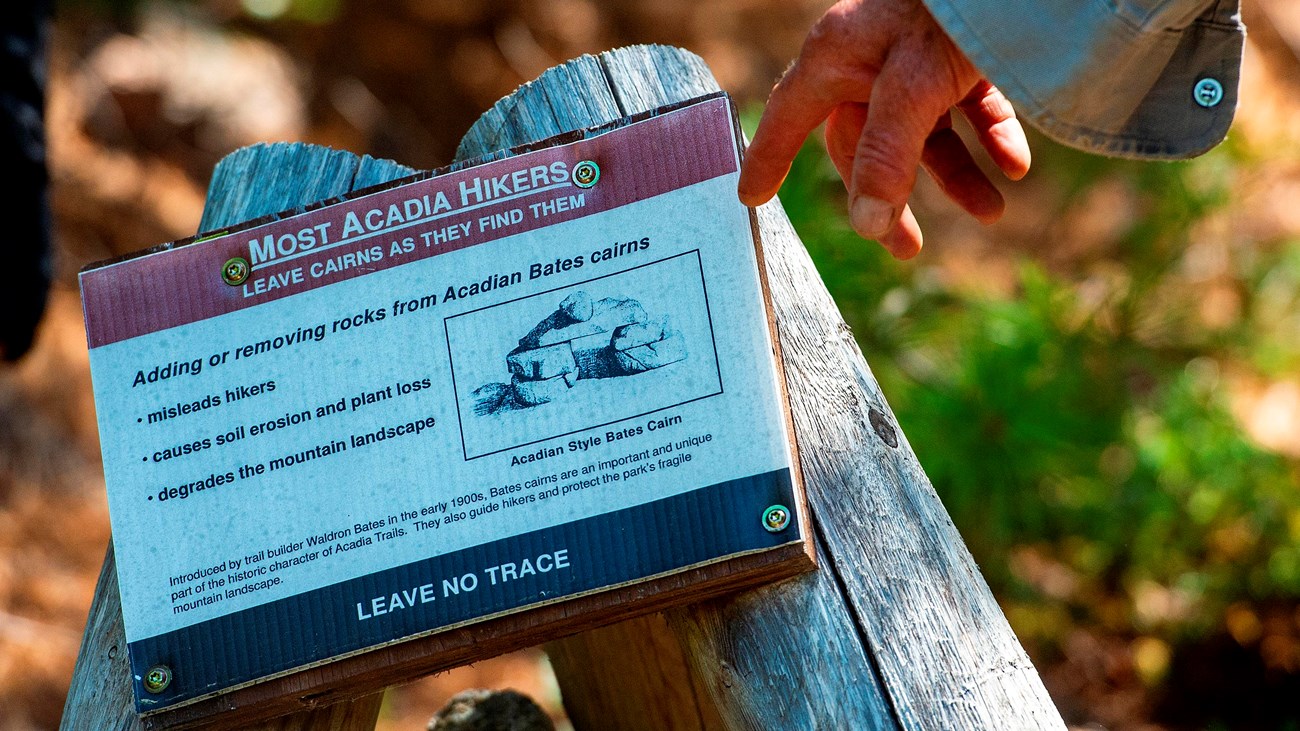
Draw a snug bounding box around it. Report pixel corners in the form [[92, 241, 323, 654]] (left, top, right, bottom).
[[739, 182, 779, 208], [738, 164, 787, 207], [850, 196, 895, 238], [736, 181, 759, 206]]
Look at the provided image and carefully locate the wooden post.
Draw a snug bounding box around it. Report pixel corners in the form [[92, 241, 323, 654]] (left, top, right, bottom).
[[62, 45, 1065, 730]]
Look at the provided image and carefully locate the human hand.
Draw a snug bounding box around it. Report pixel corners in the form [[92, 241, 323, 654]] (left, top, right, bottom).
[[737, 0, 1032, 259]]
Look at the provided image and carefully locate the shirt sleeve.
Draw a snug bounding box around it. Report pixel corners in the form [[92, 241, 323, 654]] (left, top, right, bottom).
[[920, 0, 1245, 159]]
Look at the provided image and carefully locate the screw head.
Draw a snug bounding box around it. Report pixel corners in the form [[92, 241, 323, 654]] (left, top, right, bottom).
[[143, 665, 172, 694], [572, 160, 600, 189], [222, 256, 250, 286], [763, 504, 791, 533], [1193, 77, 1223, 108]]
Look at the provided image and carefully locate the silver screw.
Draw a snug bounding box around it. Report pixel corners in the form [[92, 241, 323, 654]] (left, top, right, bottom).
[[572, 160, 601, 189], [763, 504, 791, 533]]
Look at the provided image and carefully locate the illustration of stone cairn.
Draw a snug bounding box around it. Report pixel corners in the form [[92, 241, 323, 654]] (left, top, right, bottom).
[[472, 291, 687, 415]]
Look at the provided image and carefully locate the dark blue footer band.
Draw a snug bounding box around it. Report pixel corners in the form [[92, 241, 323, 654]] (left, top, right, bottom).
[[130, 468, 797, 710]]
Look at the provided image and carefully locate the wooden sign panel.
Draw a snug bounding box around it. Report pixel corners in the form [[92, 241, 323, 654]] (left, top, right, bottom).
[[79, 93, 812, 721]]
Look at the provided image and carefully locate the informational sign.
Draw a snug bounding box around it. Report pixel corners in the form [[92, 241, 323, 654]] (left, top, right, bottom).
[[81, 94, 809, 715]]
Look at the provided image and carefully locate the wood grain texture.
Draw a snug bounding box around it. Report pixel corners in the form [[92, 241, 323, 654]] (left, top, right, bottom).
[[62, 546, 139, 731], [454, 45, 1064, 730], [196, 144, 364, 234], [544, 614, 728, 731]]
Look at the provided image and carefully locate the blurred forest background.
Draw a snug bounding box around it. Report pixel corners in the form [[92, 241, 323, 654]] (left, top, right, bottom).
[[4, 0, 1300, 728]]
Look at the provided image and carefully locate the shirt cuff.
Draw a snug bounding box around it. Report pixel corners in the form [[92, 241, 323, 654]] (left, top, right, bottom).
[[921, 0, 1243, 159]]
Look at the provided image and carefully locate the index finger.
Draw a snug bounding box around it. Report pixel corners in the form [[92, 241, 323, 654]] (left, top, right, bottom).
[[738, 58, 846, 207]]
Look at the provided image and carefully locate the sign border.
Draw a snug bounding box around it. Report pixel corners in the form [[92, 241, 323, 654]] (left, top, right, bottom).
[[445, 249, 726, 460], [84, 92, 815, 729]]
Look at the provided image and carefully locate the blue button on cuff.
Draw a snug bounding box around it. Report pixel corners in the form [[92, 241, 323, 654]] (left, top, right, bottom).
[[1194, 77, 1224, 108]]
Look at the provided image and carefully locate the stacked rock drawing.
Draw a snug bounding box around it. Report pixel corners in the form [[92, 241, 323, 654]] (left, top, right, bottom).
[[473, 290, 687, 414]]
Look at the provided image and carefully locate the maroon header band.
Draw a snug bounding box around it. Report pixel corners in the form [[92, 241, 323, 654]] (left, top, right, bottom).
[[80, 97, 739, 349]]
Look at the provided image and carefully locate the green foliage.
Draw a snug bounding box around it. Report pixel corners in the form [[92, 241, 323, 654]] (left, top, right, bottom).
[[770, 116, 1300, 648]]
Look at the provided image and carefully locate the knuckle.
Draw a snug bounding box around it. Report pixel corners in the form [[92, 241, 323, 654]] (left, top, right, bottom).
[[812, 66, 858, 103], [981, 90, 1017, 122], [801, 22, 837, 67], [806, 4, 850, 47], [803, 3, 862, 68], [853, 136, 914, 198], [911, 73, 962, 114], [779, 58, 855, 109]]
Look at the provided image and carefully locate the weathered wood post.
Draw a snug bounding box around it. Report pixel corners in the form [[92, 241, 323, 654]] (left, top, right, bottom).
[[63, 45, 1064, 730]]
